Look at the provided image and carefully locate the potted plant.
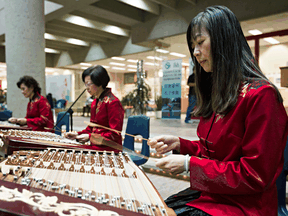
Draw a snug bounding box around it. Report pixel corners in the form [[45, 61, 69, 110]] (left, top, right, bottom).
[[121, 82, 151, 116], [155, 95, 162, 119]]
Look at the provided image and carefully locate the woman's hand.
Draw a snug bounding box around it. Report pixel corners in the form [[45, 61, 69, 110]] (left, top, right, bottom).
[[148, 135, 180, 154], [155, 155, 186, 174], [76, 134, 89, 143], [8, 117, 17, 124], [64, 132, 78, 140], [17, 118, 27, 125]]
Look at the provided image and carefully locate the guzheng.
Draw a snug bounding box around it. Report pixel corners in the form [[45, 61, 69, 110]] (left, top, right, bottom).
[[0, 148, 175, 216], [0, 129, 86, 157], [0, 121, 32, 130]]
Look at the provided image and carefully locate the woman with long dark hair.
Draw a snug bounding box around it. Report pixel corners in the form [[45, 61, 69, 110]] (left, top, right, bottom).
[[64, 65, 124, 152], [148, 5, 287, 216], [8, 76, 54, 131]]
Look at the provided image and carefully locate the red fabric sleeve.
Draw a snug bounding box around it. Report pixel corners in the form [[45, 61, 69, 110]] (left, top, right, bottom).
[[180, 138, 202, 157], [188, 87, 287, 195]]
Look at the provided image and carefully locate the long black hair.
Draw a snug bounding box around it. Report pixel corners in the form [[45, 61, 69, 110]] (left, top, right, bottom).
[[187, 5, 282, 118], [17, 76, 41, 94], [82, 65, 110, 89]]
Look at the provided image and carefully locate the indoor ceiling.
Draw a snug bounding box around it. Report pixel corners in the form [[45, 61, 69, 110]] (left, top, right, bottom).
[[0, 0, 288, 74]]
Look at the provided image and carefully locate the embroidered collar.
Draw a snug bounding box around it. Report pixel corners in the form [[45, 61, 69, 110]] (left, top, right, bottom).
[[30, 92, 41, 102], [98, 88, 111, 101]]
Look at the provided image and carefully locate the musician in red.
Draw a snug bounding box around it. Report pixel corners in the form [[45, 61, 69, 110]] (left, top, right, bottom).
[[148, 6, 288, 216], [8, 76, 54, 131], [64, 65, 124, 152]]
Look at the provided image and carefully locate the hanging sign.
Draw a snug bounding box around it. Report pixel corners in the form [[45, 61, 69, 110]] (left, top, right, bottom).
[[161, 59, 182, 119]]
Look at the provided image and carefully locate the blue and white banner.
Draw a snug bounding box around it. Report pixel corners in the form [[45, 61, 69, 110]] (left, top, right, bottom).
[[161, 59, 182, 119], [46, 75, 71, 102]]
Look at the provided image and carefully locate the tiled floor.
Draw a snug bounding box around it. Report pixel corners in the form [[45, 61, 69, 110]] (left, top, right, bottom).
[[71, 112, 197, 200]]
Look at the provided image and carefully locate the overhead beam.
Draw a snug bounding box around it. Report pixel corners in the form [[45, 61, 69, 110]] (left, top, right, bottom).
[[47, 21, 118, 40], [78, 5, 142, 26], [45, 33, 90, 47], [149, 0, 177, 10], [45, 28, 108, 43], [185, 0, 196, 5], [91, 0, 145, 23], [45, 0, 101, 22], [117, 0, 160, 15], [59, 14, 130, 37]]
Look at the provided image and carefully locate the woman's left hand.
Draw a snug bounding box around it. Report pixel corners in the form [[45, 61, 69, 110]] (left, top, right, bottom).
[[155, 155, 186, 174], [17, 118, 27, 125]]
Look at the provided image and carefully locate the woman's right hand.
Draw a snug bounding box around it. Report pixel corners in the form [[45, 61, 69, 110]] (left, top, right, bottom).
[[148, 135, 180, 154], [64, 132, 78, 140], [8, 117, 17, 124]]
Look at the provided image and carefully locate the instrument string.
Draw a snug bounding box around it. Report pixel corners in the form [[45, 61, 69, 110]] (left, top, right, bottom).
[[115, 153, 135, 211]]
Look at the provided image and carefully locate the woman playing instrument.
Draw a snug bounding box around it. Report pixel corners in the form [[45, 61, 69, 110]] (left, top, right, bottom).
[[8, 76, 54, 131], [148, 5, 288, 216], [64, 65, 124, 151]]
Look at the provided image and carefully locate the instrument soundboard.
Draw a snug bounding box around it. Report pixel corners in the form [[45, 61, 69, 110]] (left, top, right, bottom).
[[0, 148, 175, 216]]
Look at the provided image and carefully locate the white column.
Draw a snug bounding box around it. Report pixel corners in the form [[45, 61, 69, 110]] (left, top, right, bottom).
[[5, 0, 45, 117]]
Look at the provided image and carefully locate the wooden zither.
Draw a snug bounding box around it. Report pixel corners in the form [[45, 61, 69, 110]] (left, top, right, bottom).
[[0, 148, 175, 216], [0, 129, 88, 157]]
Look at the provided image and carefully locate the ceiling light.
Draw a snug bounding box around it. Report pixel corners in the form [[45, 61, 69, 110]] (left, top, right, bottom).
[[45, 48, 60, 54], [170, 52, 186, 58], [128, 69, 137, 72], [109, 62, 125, 66], [182, 63, 189, 66], [127, 59, 138, 63], [127, 65, 137, 68], [144, 62, 159, 66], [263, 37, 280, 44], [147, 56, 163, 61], [45, 68, 55, 72], [156, 49, 169, 54], [81, 67, 88, 69], [112, 67, 125, 70], [102, 65, 110, 69], [248, 29, 262, 35], [112, 57, 125, 61], [80, 63, 92, 66], [0, 64, 6, 68]]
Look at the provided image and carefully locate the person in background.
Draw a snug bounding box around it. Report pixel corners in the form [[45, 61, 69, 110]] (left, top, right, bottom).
[[64, 65, 124, 152], [8, 76, 54, 131], [148, 5, 287, 216], [0, 89, 6, 110], [185, 68, 196, 123], [82, 96, 94, 116], [46, 93, 54, 109]]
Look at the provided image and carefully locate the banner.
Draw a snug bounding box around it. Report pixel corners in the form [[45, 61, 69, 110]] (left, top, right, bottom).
[[161, 59, 182, 119], [46, 75, 71, 102]]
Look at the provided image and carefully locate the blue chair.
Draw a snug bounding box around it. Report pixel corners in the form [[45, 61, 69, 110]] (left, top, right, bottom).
[[0, 110, 12, 121], [123, 115, 150, 166], [56, 99, 66, 109], [277, 136, 288, 216], [55, 111, 70, 135]]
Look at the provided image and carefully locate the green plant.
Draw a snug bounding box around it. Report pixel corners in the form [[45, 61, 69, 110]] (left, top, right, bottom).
[[121, 81, 151, 115], [155, 95, 162, 111]]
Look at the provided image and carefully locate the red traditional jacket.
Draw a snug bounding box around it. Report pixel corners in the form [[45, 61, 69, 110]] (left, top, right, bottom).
[[180, 80, 288, 216], [78, 88, 124, 152], [25, 93, 54, 131]]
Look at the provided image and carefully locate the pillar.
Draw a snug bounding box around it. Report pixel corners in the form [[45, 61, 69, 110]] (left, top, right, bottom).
[[5, 0, 45, 117]]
